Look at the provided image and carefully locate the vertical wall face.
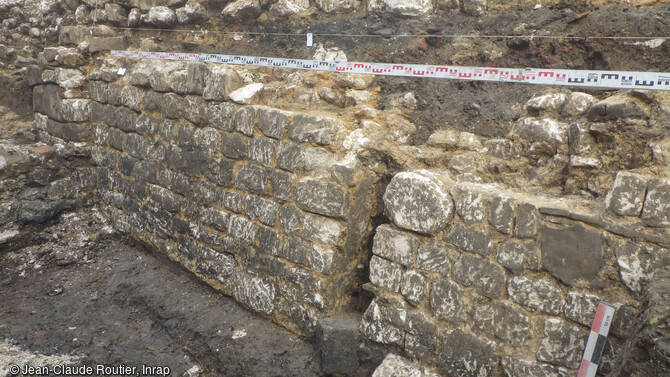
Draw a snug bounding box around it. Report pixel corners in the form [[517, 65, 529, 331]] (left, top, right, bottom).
[[29, 58, 377, 335], [362, 170, 670, 377]]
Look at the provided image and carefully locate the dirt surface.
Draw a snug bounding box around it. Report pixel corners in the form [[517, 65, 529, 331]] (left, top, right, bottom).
[[0, 210, 320, 377]]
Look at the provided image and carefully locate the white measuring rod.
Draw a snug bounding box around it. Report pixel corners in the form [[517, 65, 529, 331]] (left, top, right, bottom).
[[111, 50, 670, 91], [577, 302, 617, 377]]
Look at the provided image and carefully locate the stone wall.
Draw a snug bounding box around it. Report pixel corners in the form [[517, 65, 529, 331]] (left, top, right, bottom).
[[360, 169, 670, 376]]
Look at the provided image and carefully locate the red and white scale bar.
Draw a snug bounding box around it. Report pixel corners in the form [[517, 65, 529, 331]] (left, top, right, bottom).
[[111, 50, 670, 91], [577, 302, 617, 377]]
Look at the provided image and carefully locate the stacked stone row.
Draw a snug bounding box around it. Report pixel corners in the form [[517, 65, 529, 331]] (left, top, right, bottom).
[[360, 171, 660, 377]]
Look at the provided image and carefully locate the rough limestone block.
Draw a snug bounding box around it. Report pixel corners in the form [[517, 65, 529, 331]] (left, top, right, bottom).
[[372, 353, 439, 377], [605, 171, 648, 217], [288, 114, 342, 145], [165, 145, 208, 177], [120, 85, 144, 112], [270, 170, 294, 203], [144, 6, 177, 25], [200, 208, 229, 232], [206, 102, 236, 131], [244, 195, 278, 226], [524, 93, 568, 113], [536, 318, 586, 369], [430, 279, 462, 322], [228, 214, 258, 244], [222, 192, 243, 213], [183, 96, 206, 125], [452, 184, 489, 223], [439, 329, 498, 377], [372, 224, 419, 266], [400, 270, 427, 305], [368, 0, 432, 16], [257, 106, 291, 139], [33, 84, 63, 122], [192, 181, 225, 206], [383, 170, 454, 236], [148, 184, 181, 213], [369, 256, 403, 292], [203, 66, 243, 101], [507, 276, 565, 316], [279, 235, 309, 265], [314, 0, 358, 12], [489, 195, 516, 234], [279, 205, 303, 235], [317, 315, 361, 377], [501, 356, 570, 377], [511, 117, 569, 145], [296, 178, 346, 219], [444, 225, 491, 255], [473, 301, 533, 346], [541, 223, 602, 285], [360, 299, 405, 347], [160, 92, 182, 119], [452, 253, 506, 299], [193, 127, 222, 154], [206, 157, 234, 187], [45, 118, 91, 142], [309, 245, 335, 274], [234, 106, 257, 136], [615, 241, 670, 293], [303, 213, 344, 246], [641, 178, 670, 227], [417, 244, 452, 276], [235, 163, 269, 196], [248, 137, 277, 166], [256, 226, 280, 256], [569, 122, 595, 154], [514, 202, 539, 238], [564, 291, 601, 327], [276, 141, 304, 172], [231, 269, 275, 315], [496, 240, 540, 274], [222, 133, 248, 159]]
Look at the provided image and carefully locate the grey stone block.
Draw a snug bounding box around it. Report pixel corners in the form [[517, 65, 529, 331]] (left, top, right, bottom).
[[161, 92, 182, 119], [249, 137, 276, 166], [90, 81, 108, 104], [417, 244, 452, 276], [234, 106, 257, 136], [191, 181, 224, 206], [605, 171, 648, 217], [193, 127, 222, 154], [118, 154, 136, 176], [372, 224, 419, 266], [244, 195, 278, 226], [296, 178, 346, 219], [222, 133, 248, 159], [473, 301, 533, 347], [194, 247, 237, 284], [384, 170, 454, 236], [44, 118, 91, 142], [104, 105, 139, 132], [489, 195, 515, 234], [270, 170, 295, 203], [206, 102, 237, 131], [231, 269, 275, 315], [641, 178, 670, 227], [316, 315, 361, 377], [276, 142, 304, 173], [430, 279, 462, 322], [496, 239, 540, 274], [256, 225, 280, 256], [148, 184, 182, 213], [279, 205, 304, 235], [105, 83, 123, 106], [541, 223, 602, 285], [88, 36, 127, 52], [288, 114, 342, 145], [303, 213, 344, 246], [235, 163, 269, 195], [33, 84, 63, 122], [25, 65, 43, 87], [564, 291, 601, 327], [183, 96, 206, 125], [360, 299, 404, 347], [206, 157, 235, 187], [203, 65, 243, 101], [453, 184, 488, 223], [165, 145, 208, 177], [452, 253, 506, 298], [501, 356, 570, 377], [279, 235, 309, 265], [222, 191, 243, 213], [108, 128, 126, 151], [514, 202, 539, 238], [507, 276, 565, 315], [201, 207, 229, 232], [61, 99, 91, 123], [309, 245, 335, 274], [369, 256, 403, 292], [444, 225, 491, 255], [615, 241, 670, 293], [400, 270, 427, 305], [257, 106, 291, 139], [536, 318, 586, 369], [120, 85, 144, 112], [228, 214, 258, 244], [439, 329, 498, 377], [143, 90, 163, 112], [157, 168, 191, 196]]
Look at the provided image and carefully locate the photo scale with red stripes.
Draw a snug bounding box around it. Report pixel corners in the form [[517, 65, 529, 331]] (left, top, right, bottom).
[[577, 302, 617, 377], [111, 50, 670, 91]]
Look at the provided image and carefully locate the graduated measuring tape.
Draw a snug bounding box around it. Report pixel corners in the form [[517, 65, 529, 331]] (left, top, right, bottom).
[[577, 302, 616, 377], [112, 50, 670, 91]]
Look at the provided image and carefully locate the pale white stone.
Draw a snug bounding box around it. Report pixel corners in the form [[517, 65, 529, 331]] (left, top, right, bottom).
[[229, 83, 264, 104]]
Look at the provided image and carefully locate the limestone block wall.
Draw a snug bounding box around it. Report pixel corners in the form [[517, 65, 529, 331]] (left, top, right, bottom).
[[361, 169, 670, 377], [29, 55, 377, 335]]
